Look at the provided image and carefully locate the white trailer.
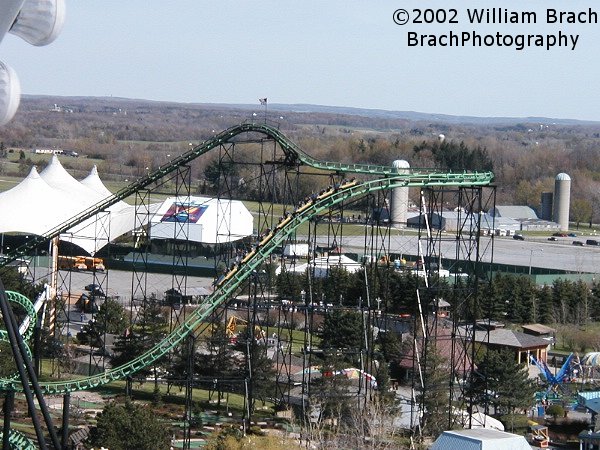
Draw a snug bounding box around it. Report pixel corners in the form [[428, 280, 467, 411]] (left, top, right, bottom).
[[283, 243, 309, 258]]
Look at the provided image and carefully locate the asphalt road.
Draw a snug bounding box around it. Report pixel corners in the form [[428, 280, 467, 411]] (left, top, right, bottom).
[[53, 269, 214, 300], [28, 230, 599, 307], [313, 232, 600, 274]]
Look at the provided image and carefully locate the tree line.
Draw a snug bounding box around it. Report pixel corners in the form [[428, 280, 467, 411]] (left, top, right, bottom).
[[276, 266, 600, 326], [2, 96, 600, 224]]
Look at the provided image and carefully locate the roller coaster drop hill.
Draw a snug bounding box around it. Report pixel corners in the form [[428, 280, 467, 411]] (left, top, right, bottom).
[[0, 122, 494, 447]]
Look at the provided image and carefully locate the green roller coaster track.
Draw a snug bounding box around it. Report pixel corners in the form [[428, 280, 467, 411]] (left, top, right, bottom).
[[0, 429, 37, 450], [0, 122, 493, 268], [0, 172, 491, 395], [0, 291, 36, 343], [0, 123, 493, 448]]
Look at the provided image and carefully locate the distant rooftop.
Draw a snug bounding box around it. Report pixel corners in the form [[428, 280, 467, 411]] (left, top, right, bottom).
[[489, 205, 539, 220], [474, 328, 550, 349]]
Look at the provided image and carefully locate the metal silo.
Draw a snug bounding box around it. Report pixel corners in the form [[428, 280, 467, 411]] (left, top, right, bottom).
[[540, 192, 553, 221], [390, 160, 410, 227], [552, 173, 571, 231]]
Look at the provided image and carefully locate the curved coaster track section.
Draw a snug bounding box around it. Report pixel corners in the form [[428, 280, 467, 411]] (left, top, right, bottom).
[[0, 429, 36, 450], [0, 122, 493, 267], [0, 172, 491, 395], [0, 123, 494, 448]]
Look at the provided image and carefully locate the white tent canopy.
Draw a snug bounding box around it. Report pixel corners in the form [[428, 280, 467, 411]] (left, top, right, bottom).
[[80, 165, 117, 199], [0, 156, 143, 254], [150, 196, 253, 244], [40, 154, 100, 205], [0, 166, 68, 235], [0, 157, 253, 254], [453, 409, 504, 432], [276, 254, 362, 277]]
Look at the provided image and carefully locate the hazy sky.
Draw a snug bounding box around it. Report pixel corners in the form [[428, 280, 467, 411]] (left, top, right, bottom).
[[1, 0, 599, 121]]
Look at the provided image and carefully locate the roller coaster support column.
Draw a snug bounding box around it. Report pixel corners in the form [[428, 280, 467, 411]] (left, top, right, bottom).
[[126, 376, 132, 398], [2, 390, 14, 449], [243, 378, 250, 436], [182, 335, 194, 450], [0, 278, 61, 449], [61, 392, 70, 448], [34, 311, 41, 377]]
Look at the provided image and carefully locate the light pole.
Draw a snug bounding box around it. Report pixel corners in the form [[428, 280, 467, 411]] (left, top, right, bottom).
[[529, 248, 543, 276]]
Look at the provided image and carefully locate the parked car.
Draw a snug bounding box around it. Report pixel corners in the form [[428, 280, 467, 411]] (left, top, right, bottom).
[[84, 284, 106, 297], [568, 233, 577, 237], [513, 234, 525, 240], [572, 241, 584, 246], [552, 232, 567, 237]]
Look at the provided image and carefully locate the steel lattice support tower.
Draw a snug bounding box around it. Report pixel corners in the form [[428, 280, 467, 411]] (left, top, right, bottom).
[[0, 122, 495, 446]]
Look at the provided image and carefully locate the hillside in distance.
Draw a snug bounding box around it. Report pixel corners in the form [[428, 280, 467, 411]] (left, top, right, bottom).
[[225, 102, 600, 126], [19, 95, 600, 129], [2, 94, 600, 217]]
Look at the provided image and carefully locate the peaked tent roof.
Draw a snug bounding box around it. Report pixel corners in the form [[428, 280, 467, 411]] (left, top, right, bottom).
[[0, 157, 141, 254], [79, 165, 129, 212], [66, 202, 158, 255], [40, 155, 102, 209], [80, 165, 113, 198], [40, 155, 84, 191], [0, 167, 67, 235]]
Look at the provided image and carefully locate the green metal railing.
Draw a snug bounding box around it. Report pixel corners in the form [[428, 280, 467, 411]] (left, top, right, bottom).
[[0, 430, 37, 450], [0, 122, 493, 267], [0, 173, 490, 394], [0, 291, 36, 342]]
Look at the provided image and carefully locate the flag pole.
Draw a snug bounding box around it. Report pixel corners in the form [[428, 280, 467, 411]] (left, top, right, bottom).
[[259, 98, 268, 124]]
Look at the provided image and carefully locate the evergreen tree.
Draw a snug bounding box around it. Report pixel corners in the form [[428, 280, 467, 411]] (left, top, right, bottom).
[[552, 279, 577, 323], [323, 267, 355, 306], [203, 158, 238, 189], [378, 329, 402, 363], [196, 323, 242, 405], [77, 298, 128, 347], [168, 337, 202, 389], [275, 267, 303, 301], [372, 359, 395, 403], [418, 343, 451, 438], [243, 342, 277, 410], [310, 351, 353, 428], [504, 276, 520, 322], [320, 309, 364, 363], [413, 140, 494, 172], [111, 332, 152, 377], [387, 271, 420, 315], [537, 284, 554, 324], [572, 280, 591, 325], [590, 281, 600, 320], [470, 349, 536, 416], [514, 277, 535, 323], [482, 274, 506, 321], [90, 400, 170, 450], [0, 266, 44, 300], [112, 297, 168, 381]]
